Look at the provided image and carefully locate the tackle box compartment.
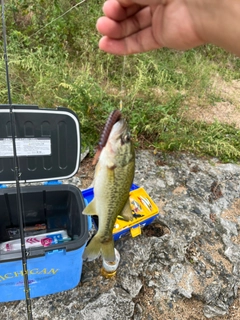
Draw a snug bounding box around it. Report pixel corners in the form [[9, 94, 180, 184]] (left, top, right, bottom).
[[0, 105, 89, 302], [82, 184, 159, 240]]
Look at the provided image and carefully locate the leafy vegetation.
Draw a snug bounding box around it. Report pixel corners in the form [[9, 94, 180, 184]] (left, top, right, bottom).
[[1, 0, 240, 161]]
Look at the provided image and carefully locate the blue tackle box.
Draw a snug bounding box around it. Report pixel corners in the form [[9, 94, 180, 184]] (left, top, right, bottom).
[[82, 184, 159, 240], [0, 105, 89, 302]]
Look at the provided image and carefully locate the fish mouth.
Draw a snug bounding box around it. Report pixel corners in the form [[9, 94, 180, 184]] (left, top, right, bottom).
[[109, 119, 129, 143], [92, 112, 130, 165]]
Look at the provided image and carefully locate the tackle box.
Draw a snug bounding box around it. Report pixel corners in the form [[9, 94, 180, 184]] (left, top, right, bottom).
[[82, 185, 159, 240], [0, 105, 89, 302]]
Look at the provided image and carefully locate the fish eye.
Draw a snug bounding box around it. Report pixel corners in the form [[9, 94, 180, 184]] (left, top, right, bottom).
[[120, 132, 131, 144], [125, 132, 131, 142]]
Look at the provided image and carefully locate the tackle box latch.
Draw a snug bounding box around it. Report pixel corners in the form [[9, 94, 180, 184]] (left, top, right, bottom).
[[46, 248, 66, 256], [43, 180, 62, 186], [130, 224, 141, 237]]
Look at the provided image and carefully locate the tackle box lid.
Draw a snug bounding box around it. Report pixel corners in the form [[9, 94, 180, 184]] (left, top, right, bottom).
[[0, 104, 81, 183]]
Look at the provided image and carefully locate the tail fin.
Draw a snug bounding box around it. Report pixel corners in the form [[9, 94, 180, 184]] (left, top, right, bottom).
[[83, 234, 115, 262]]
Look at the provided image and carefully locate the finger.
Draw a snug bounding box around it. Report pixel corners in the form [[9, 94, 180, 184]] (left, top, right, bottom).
[[103, 0, 142, 21], [118, 0, 167, 6], [97, 17, 123, 38], [97, 6, 152, 39], [99, 28, 162, 55]]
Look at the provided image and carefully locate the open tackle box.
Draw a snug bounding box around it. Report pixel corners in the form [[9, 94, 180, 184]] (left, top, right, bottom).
[[82, 185, 159, 240], [0, 105, 89, 302]]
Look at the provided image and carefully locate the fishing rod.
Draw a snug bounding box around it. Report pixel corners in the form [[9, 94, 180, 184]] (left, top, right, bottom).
[[1, 1, 33, 319]]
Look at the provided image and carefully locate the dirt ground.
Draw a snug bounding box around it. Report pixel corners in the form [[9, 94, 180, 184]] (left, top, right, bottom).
[[184, 77, 240, 128], [78, 156, 95, 190]]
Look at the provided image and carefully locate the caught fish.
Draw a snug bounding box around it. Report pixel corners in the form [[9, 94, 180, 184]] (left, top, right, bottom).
[[82, 113, 135, 262]]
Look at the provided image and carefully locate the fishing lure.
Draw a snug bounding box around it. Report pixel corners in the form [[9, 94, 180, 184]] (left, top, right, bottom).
[[130, 198, 142, 213], [138, 196, 152, 211], [92, 110, 122, 165]]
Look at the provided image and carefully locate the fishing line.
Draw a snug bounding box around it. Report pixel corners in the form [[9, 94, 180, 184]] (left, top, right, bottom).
[[29, 0, 88, 39], [120, 55, 127, 111], [1, 1, 33, 319]]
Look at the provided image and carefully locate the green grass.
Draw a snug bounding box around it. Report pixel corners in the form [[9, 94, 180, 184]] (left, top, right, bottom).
[[1, 0, 240, 161]]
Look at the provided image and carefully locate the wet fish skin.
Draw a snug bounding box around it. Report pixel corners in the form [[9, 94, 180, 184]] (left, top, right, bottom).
[[82, 119, 135, 262]]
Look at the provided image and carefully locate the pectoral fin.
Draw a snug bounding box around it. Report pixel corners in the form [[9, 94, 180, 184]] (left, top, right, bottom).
[[106, 165, 115, 182], [106, 159, 116, 170], [120, 199, 133, 221], [82, 198, 98, 216]]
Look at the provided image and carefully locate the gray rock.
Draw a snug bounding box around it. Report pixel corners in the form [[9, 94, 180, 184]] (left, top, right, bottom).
[[1, 150, 240, 319], [220, 217, 238, 237], [120, 275, 143, 298], [204, 282, 222, 304], [203, 303, 229, 318], [80, 288, 134, 320]]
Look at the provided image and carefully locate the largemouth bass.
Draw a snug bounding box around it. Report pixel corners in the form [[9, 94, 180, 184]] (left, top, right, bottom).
[[82, 117, 135, 262]]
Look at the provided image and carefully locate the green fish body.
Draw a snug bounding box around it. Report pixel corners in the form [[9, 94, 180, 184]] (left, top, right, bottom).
[[82, 119, 135, 262]]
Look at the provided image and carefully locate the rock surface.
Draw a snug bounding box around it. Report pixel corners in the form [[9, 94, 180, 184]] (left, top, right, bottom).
[[1, 150, 240, 319]]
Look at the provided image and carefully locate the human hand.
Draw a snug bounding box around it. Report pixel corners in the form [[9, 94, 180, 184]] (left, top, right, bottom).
[[96, 0, 205, 55]]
